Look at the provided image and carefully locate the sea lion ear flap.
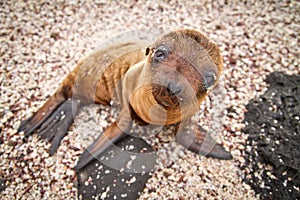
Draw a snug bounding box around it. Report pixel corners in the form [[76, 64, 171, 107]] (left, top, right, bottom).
[[145, 47, 152, 56]]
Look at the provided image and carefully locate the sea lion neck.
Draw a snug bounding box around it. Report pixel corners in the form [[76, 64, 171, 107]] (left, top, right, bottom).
[[129, 84, 200, 125]]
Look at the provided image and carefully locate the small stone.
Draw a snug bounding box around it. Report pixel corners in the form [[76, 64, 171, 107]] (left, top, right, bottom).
[[0, 179, 6, 192]]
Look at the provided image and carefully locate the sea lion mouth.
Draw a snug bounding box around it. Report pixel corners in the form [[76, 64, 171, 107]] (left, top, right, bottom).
[[155, 96, 175, 107], [152, 85, 182, 108]]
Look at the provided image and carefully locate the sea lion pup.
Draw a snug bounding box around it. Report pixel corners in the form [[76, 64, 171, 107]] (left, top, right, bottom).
[[18, 29, 232, 170]]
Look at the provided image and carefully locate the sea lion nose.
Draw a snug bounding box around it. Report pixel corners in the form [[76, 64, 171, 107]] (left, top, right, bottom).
[[167, 81, 182, 96]]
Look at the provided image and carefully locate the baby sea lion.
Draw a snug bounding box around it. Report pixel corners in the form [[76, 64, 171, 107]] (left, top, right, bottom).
[[18, 29, 232, 170]]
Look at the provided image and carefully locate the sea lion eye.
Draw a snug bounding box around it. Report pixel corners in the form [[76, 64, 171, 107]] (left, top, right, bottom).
[[153, 48, 168, 62], [203, 71, 217, 90]]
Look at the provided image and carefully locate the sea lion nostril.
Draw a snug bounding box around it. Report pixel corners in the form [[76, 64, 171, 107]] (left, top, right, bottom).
[[167, 82, 182, 95]]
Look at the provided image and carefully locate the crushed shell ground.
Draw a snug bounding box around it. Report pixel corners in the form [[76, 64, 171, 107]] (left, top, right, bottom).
[[1, 1, 299, 199]]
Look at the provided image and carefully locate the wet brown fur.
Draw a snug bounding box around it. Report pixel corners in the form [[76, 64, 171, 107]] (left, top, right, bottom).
[[18, 29, 232, 170]]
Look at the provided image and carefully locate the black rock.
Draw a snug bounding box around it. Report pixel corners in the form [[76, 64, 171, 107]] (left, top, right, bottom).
[[241, 72, 300, 200], [0, 179, 6, 192], [77, 136, 157, 200]]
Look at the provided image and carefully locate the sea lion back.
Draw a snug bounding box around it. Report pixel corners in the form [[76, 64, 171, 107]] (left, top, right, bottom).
[[71, 41, 148, 104]]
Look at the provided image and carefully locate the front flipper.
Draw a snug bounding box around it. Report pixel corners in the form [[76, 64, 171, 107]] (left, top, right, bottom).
[[18, 94, 66, 137], [20, 98, 80, 155], [176, 121, 232, 160], [37, 98, 81, 154], [74, 109, 132, 170]]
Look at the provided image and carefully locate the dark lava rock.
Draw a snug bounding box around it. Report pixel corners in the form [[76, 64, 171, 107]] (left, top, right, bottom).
[[77, 136, 157, 200], [242, 72, 300, 200], [0, 179, 6, 192]]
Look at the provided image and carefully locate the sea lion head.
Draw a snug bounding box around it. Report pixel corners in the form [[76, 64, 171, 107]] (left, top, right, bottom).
[[145, 29, 223, 110], [130, 29, 223, 125]]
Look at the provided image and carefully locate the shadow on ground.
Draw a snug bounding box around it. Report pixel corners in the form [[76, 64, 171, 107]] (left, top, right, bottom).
[[77, 136, 156, 200]]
